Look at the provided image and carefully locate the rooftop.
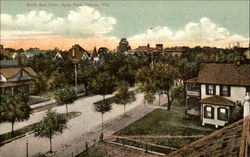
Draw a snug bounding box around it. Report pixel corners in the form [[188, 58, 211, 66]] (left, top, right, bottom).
[[199, 95, 235, 106]]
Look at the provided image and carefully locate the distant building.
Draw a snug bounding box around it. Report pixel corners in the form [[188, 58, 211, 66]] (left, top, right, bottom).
[[0, 66, 37, 95], [163, 48, 185, 57], [184, 63, 250, 128], [53, 44, 90, 62], [244, 48, 250, 59]]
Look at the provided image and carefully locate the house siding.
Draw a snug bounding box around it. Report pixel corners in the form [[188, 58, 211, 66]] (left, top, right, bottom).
[[7, 70, 32, 82], [202, 104, 230, 127], [201, 84, 246, 103]]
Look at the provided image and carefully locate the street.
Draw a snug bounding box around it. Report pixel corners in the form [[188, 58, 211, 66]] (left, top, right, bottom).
[[0, 93, 167, 157]]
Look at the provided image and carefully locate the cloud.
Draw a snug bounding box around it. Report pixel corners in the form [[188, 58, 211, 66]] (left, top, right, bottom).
[[128, 17, 248, 43], [1, 6, 116, 40]]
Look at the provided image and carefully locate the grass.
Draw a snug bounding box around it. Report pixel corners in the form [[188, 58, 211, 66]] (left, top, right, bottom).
[[116, 109, 214, 136], [94, 96, 117, 105], [28, 97, 50, 105], [0, 111, 81, 145], [114, 109, 215, 154]]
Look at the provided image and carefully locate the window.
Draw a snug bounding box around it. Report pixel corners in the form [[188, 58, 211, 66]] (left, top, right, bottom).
[[206, 84, 216, 95], [218, 108, 228, 121], [220, 85, 230, 96], [246, 86, 250, 94], [204, 106, 214, 119]]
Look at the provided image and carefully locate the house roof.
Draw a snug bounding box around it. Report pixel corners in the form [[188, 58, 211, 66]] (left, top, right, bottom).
[[67, 44, 89, 62], [196, 63, 250, 86], [0, 67, 36, 78], [166, 118, 249, 157], [0, 49, 14, 57], [199, 95, 235, 106], [184, 77, 197, 83]]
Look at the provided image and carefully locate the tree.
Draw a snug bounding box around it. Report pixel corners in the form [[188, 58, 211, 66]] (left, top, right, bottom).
[[54, 87, 77, 116], [33, 109, 68, 153], [91, 72, 117, 101], [136, 63, 178, 110], [115, 82, 135, 116], [117, 38, 131, 53], [94, 101, 112, 129], [0, 90, 31, 134], [33, 72, 48, 96], [48, 70, 68, 90], [78, 61, 96, 94]]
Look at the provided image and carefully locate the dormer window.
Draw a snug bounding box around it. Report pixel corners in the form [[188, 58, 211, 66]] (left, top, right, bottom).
[[220, 85, 230, 97], [206, 84, 216, 95]]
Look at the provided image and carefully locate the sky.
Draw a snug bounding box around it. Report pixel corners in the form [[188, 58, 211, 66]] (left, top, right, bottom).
[[0, 0, 249, 50]]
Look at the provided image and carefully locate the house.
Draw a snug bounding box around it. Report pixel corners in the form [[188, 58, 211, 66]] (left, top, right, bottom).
[[184, 63, 250, 128], [167, 95, 249, 157], [163, 47, 185, 57], [0, 65, 37, 95], [244, 48, 250, 59], [133, 44, 163, 56], [67, 44, 90, 62]]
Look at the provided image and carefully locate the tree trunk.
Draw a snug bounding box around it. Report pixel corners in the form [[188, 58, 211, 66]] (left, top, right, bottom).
[[66, 104, 68, 116], [101, 113, 104, 129], [167, 92, 171, 111], [124, 104, 126, 116], [158, 93, 161, 106], [49, 133, 52, 153], [11, 122, 14, 135]]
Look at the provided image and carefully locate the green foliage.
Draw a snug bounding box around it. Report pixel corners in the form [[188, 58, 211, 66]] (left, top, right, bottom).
[[33, 109, 68, 152], [91, 72, 117, 99], [229, 105, 243, 123], [136, 63, 179, 109], [171, 85, 185, 105], [78, 61, 96, 93], [54, 87, 77, 115], [33, 72, 48, 95], [115, 82, 136, 115], [187, 97, 200, 109], [117, 38, 131, 53], [48, 70, 68, 90], [94, 101, 112, 115], [0, 91, 31, 133]]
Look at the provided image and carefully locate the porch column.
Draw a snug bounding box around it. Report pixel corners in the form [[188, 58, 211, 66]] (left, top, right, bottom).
[[11, 87, 14, 95], [29, 85, 32, 94], [244, 93, 250, 118]]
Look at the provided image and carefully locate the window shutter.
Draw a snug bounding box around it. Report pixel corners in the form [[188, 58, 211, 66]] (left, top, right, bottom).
[[225, 108, 229, 121], [228, 86, 231, 97], [219, 85, 222, 96], [206, 84, 209, 95], [211, 107, 214, 119], [213, 85, 216, 95]]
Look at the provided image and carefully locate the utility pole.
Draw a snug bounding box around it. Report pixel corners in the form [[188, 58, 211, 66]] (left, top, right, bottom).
[[75, 61, 78, 94]]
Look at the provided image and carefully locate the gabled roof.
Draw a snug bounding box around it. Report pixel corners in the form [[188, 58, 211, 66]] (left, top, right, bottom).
[[0, 67, 36, 78], [199, 95, 235, 106], [166, 118, 249, 157], [67, 44, 89, 62], [197, 63, 250, 86]]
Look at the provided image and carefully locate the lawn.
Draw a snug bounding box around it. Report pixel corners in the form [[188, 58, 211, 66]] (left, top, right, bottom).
[[28, 97, 50, 105], [114, 109, 215, 154]]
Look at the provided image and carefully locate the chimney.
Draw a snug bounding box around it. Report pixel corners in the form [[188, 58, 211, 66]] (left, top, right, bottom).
[[147, 43, 150, 48], [244, 93, 250, 119]]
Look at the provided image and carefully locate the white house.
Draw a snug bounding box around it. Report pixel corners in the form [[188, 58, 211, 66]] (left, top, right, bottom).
[[184, 63, 250, 128], [0, 67, 36, 95]]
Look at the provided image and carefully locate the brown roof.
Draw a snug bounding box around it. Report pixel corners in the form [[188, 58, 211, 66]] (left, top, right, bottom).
[[23, 67, 36, 76], [197, 63, 250, 86], [0, 67, 36, 78], [166, 118, 249, 157], [0, 49, 14, 57], [199, 95, 235, 106], [0, 80, 33, 87], [67, 44, 89, 62], [184, 77, 197, 83]]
